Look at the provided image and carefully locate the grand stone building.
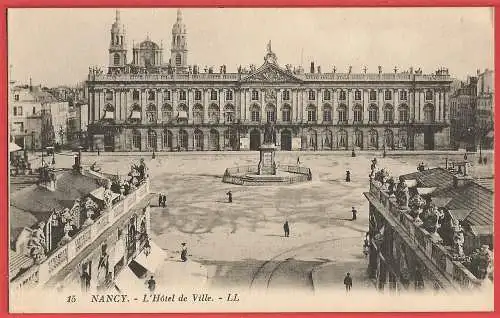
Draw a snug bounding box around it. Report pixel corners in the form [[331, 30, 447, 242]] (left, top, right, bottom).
[[87, 9, 453, 152]]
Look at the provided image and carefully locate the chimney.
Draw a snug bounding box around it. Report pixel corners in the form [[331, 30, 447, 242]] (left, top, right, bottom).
[[310, 62, 315, 74], [452, 162, 473, 188]]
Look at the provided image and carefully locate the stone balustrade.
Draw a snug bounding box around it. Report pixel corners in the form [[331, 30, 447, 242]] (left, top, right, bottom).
[[369, 180, 483, 290], [10, 179, 150, 293]]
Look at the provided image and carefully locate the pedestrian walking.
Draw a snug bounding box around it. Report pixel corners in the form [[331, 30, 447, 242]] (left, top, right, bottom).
[[344, 272, 352, 292], [351, 149, 356, 157], [464, 152, 468, 161], [180, 243, 188, 262], [97, 147, 100, 156], [161, 194, 167, 207], [283, 221, 290, 237], [146, 276, 156, 292], [351, 207, 357, 221], [226, 190, 232, 203], [297, 156, 301, 165], [158, 193, 163, 207], [345, 170, 351, 182]]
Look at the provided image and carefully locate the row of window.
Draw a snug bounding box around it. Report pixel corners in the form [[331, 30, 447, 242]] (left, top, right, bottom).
[[118, 104, 436, 124], [104, 89, 436, 103], [129, 128, 406, 150]]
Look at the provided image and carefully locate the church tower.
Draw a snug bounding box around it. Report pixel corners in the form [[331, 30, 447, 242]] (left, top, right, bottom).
[[170, 9, 188, 72], [108, 9, 127, 73]]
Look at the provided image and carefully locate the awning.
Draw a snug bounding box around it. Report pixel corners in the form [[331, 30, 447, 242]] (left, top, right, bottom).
[[130, 111, 141, 119], [431, 197, 453, 208], [177, 111, 188, 119], [133, 241, 166, 274], [404, 179, 418, 188], [104, 111, 114, 119], [417, 187, 436, 195], [9, 142, 22, 152], [448, 209, 472, 222], [90, 187, 120, 202], [114, 266, 145, 294]]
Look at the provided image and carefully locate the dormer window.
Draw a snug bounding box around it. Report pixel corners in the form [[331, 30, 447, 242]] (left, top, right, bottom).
[[195, 90, 202, 101], [179, 90, 186, 101], [308, 90, 316, 100], [339, 90, 347, 101], [282, 90, 290, 101], [210, 90, 218, 101], [251, 90, 259, 101], [225, 90, 233, 101], [164, 90, 171, 100]]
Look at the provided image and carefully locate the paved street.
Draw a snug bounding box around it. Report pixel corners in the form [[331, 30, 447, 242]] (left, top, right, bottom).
[[28, 150, 494, 293]]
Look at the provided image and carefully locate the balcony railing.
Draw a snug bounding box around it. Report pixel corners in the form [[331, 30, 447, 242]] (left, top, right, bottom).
[[10, 179, 150, 292], [368, 180, 483, 290]]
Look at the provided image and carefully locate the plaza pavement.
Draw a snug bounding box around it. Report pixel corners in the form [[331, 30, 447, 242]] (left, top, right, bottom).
[[18, 150, 494, 293]]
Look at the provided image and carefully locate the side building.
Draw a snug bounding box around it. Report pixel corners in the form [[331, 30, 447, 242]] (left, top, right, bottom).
[[364, 162, 493, 292], [9, 155, 160, 305], [86, 10, 453, 152]]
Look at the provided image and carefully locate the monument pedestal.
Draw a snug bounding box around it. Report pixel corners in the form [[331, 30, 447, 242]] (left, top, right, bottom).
[[258, 144, 277, 175]]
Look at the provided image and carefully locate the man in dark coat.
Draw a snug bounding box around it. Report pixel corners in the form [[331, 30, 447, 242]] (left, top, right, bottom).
[[351, 207, 357, 221], [146, 276, 156, 292], [344, 272, 352, 292], [283, 221, 290, 237], [158, 193, 163, 207], [346, 170, 351, 182], [227, 190, 232, 203]]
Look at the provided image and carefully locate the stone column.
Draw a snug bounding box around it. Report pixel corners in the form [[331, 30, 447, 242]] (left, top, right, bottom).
[[203, 89, 209, 124], [394, 88, 399, 122], [317, 88, 323, 123], [378, 89, 384, 124], [219, 89, 224, 123], [347, 89, 354, 123], [409, 88, 415, 122], [188, 89, 194, 124], [419, 90, 425, 122], [99, 90, 105, 120], [435, 90, 439, 122], [363, 89, 369, 123], [219, 128, 225, 150], [333, 89, 338, 123], [187, 128, 194, 151], [276, 89, 282, 122], [141, 89, 147, 124]]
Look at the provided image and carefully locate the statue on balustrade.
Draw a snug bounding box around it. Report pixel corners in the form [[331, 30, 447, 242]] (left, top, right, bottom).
[[452, 220, 465, 259], [395, 177, 409, 209], [469, 245, 493, 280], [263, 121, 276, 145], [422, 205, 444, 242], [387, 177, 396, 196], [27, 222, 47, 264], [58, 222, 73, 247], [374, 168, 389, 185]]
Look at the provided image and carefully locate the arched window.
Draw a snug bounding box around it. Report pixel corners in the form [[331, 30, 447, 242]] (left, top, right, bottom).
[[208, 104, 219, 123], [309, 90, 316, 100], [353, 105, 363, 123], [354, 130, 363, 148], [398, 129, 408, 149], [369, 130, 378, 149], [383, 104, 394, 123], [224, 129, 236, 149], [282, 104, 291, 122], [178, 129, 188, 150], [224, 104, 235, 123], [193, 104, 203, 124], [225, 90, 233, 100], [146, 104, 157, 123], [337, 130, 348, 149], [162, 129, 173, 149], [307, 129, 318, 150], [369, 104, 378, 123], [147, 130, 157, 149], [266, 104, 276, 122], [384, 129, 394, 149], [251, 90, 259, 101], [210, 90, 218, 101], [194, 90, 202, 101], [250, 104, 260, 122], [339, 90, 347, 100], [323, 105, 332, 122], [338, 104, 347, 123], [399, 104, 409, 123], [323, 90, 331, 101], [194, 129, 204, 150], [132, 129, 141, 150], [161, 104, 172, 122], [179, 90, 186, 101], [175, 54, 182, 66], [424, 104, 435, 123], [114, 53, 120, 66], [307, 105, 317, 122]]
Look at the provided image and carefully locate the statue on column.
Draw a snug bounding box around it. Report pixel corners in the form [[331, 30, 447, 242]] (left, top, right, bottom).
[[263, 121, 276, 145]]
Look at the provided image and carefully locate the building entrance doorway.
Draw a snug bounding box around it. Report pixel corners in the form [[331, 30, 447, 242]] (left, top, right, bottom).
[[250, 129, 261, 150], [281, 130, 292, 151]]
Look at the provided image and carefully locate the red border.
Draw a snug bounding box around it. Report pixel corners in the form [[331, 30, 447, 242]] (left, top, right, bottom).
[[0, 0, 498, 317]]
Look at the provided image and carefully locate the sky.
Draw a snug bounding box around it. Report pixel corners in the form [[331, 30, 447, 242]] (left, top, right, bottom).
[[8, 7, 494, 87]]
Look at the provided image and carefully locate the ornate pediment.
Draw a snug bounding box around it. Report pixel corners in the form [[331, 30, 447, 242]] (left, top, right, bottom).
[[240, 63, 302, 83]]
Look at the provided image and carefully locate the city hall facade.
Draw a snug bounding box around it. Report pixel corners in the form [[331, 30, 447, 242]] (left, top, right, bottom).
[[86, 10, 453, 152]]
